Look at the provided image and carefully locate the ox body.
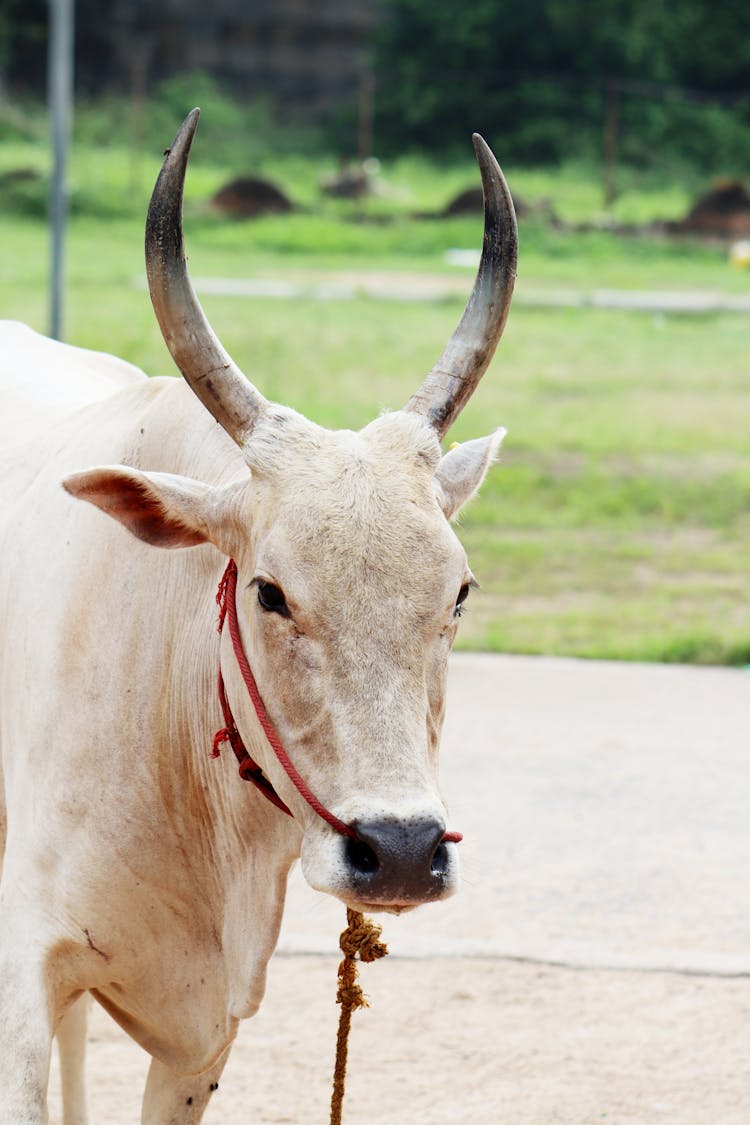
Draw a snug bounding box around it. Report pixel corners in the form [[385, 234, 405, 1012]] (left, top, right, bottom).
[[0, 111, 517, 1123]]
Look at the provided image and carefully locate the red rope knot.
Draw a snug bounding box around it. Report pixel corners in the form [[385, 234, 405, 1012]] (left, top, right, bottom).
[[211, 727, 229, 759], [215, 557, 236, 633], [212, 723, 245, 760]]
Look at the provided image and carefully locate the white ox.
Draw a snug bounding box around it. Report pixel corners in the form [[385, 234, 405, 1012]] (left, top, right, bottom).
[[0, 110, 517, 1123]]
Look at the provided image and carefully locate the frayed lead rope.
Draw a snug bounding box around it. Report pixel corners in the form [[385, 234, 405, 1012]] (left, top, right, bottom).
[[330, 909, 388, 1125]]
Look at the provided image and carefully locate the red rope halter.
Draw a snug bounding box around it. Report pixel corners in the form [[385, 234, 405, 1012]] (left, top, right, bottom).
[[212, 559, 462, 845]]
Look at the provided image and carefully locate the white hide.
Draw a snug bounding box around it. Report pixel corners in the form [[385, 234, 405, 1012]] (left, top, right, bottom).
[[0, 322, 500, 1123]]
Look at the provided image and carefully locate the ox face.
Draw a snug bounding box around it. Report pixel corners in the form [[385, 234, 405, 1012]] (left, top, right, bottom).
[[67, 408, 504, 912], [65, 108, 517, 915], [233, 411, 501, 911]]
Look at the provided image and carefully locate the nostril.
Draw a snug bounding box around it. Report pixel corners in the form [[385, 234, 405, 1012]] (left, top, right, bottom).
[[345, 836, 380, 876], [430, 841, 449, 877]]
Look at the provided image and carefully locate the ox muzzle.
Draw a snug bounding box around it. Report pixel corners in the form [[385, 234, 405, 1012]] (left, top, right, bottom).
[[301, 804, 461, 913], [343, 816, 453, 905]]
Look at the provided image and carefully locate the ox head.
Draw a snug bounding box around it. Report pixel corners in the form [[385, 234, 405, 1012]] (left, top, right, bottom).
[[65, 111, 517, 914]]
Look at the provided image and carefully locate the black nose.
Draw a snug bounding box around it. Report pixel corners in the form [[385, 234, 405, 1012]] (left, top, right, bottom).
[[343, 817, 451, 903]]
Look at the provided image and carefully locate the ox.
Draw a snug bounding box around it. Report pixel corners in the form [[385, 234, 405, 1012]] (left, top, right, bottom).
[[0, 110, 517, 1123]]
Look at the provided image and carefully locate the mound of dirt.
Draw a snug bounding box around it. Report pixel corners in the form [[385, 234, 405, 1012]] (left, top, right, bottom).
[[675, 179, 750, 236], [211, 177, 293, 219], [0, 167, 41, 186], [442, 185, 529, 219]]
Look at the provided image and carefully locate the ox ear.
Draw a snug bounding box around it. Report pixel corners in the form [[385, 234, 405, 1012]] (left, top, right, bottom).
[[434, 429, 506, 520], [63, 466, 212, 548]]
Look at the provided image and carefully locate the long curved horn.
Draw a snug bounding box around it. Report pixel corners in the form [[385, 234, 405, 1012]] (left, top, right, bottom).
[[403, 135, 518, 438], [145, 109, 266, 446]]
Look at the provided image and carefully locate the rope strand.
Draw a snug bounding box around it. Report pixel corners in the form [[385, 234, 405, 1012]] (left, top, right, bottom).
[[330, 909, 389, 1125]]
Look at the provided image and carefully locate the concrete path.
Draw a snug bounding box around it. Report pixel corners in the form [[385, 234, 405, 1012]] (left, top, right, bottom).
[[280, 654, 750, 974], [181, 273, 750, 313]]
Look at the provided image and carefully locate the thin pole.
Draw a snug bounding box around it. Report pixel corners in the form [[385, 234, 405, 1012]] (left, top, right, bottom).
[[48, 0, 75, 341]]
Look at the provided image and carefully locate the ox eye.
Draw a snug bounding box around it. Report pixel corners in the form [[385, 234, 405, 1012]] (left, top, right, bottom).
[[454, 583, 471, 618], [257, 581, 289, 617]]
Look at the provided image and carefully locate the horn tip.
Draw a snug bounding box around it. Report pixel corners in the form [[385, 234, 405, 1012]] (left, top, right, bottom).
[[180, 107, 201, 144], [166, 109, 201, 163], [472, 132, 500, 176], [472, 132, 489, 156]]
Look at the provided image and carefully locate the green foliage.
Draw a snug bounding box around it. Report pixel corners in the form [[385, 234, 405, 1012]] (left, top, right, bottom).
[[3, 1, 750, 177], [373, 0, 750, 169], [73, 72, 302, 164], [0, 96, 46, 144], [0, 170, 46, 218], [0, 127, 747, 665], [0, 79, 333, 221]]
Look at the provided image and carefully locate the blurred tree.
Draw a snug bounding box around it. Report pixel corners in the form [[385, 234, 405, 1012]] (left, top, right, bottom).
[[1, 0, 748, 170], [373, 0, 750, 166], [0, 0, 47, 93]]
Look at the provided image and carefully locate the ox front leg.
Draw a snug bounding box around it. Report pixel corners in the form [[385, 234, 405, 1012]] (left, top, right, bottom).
[[0, 941, 56, 1124], [141, 1046, 232, 1125], [56, 995, 90, 1125]]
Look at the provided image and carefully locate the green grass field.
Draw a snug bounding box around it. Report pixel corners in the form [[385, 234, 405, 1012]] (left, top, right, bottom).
[[1, 123, 748, 665]]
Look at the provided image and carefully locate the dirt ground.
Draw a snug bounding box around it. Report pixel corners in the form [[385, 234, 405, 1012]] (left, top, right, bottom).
[[49, 953, 750, 1124]]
